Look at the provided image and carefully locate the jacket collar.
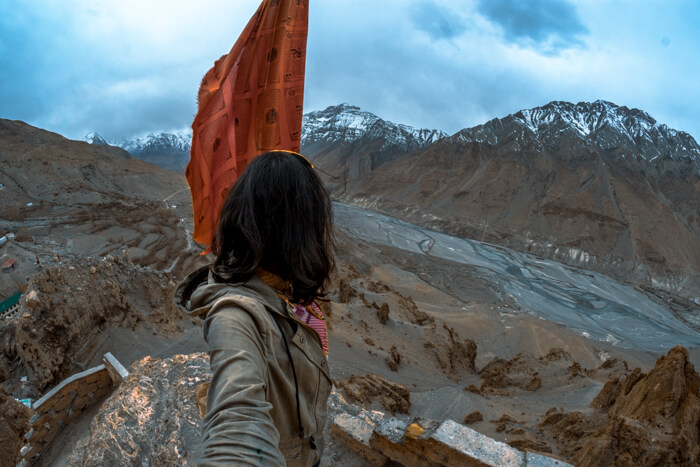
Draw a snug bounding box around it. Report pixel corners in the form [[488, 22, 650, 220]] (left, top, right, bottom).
[[174, 265, 288, 319]]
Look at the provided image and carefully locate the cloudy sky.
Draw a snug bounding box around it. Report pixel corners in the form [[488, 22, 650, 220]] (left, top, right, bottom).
[[1, 0, 699, 142]]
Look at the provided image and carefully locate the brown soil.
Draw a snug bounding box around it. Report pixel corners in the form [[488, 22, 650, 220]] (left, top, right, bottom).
[[336, 374, 410, 415], [376, 302, 390, 324], [0, 385, 31, 465], [463, 411, 483, 424], [478, 349, 578, 395], [3, 119, 699, 465], [508, 438, 553, 454], [385, 345, 401, 371], [490, 413, 524, 432]]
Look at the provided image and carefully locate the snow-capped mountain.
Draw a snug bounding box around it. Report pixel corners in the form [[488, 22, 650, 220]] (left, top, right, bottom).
[[85, 105, 447, 173], [451, 100, 700, 163], [313, 100, 700, 299], [86, 101, 699, 174], [302, 104, 447, 152], [83, 132, 112, 146], [83, 130, 192, 173], [120, 129, 192, 158]]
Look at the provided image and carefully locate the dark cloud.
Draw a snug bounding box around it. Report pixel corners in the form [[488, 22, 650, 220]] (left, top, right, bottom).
[[0, 3, 202, 140], [410, 0, 466, 40], [1, 1, 699, 143], [477, 0, 588, 53]]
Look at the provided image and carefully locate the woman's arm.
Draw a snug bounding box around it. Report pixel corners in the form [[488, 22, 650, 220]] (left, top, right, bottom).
[[200, 298, 285, 466]]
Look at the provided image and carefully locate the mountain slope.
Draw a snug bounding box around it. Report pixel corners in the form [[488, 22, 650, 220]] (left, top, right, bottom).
[[312, 101, 700, 299], [0, 118, 197, 299]]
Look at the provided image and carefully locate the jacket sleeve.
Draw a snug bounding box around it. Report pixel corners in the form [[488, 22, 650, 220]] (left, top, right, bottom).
[[200, 297, 285, 467]]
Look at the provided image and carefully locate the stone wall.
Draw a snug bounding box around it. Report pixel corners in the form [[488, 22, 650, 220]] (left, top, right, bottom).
[[17, 352, 128, 466]]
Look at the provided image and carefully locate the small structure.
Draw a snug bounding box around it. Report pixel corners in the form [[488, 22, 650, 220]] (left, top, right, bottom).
[[0, 291, 22, 318], [18, 353, 129, 465], [2, 258, 17, 272]]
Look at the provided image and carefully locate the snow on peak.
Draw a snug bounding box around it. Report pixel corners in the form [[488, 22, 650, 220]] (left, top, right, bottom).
[[120, 129, 192, 155], [83, 132, 111, 146], [85, 129, 193, 156], [302, 104, 447, 150], [452, 101, 700, 163], [513, 100, 660, 140]]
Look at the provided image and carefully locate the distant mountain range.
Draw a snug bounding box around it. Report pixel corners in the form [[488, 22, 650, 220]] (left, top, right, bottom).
[[451, 100, 699, 163], [83, 104, 448, 173], [86, 100, 699, 172], [84, 129, 192, 173], [84, 101, 700, 298]]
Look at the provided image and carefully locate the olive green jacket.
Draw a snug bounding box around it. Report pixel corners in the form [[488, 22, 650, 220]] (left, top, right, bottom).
[[175, 267, 332, 466]]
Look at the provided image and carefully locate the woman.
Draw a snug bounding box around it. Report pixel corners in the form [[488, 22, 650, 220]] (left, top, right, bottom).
[[175, 150, 334, 466]]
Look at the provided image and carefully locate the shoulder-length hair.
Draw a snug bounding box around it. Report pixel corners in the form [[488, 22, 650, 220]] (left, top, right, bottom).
[[211, 151, 335, 303]]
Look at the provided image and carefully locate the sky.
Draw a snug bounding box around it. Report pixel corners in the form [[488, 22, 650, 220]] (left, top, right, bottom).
[[1, 0, 699, 142]]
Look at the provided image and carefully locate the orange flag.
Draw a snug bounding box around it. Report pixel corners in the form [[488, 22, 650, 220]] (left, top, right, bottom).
[[187, 0, 309, 248]]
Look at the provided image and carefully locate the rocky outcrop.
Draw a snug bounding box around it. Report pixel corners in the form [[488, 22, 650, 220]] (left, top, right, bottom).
[[0, 385, 32, 465], [67, 353, 210, 466], [18, 346, 693, 466], [336, 373, 411, 414], [574, 346, 700, 466], [541, 346, 700, 466], [12, 257, 187, 391], [477, 349, 577, 395]]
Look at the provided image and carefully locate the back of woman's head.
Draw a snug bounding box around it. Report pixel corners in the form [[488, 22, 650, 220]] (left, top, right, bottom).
[[211, 151, 334, 303]]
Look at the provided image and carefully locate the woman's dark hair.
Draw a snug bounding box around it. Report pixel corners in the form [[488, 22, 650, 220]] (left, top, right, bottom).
[[211, 151, 335, 303]]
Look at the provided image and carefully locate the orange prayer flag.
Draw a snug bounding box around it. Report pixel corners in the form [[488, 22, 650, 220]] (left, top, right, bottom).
[[187, 0, 309, 248]]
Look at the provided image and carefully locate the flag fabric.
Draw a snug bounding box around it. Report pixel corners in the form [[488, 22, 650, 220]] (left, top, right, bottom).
[[187, 0, 309, 248]]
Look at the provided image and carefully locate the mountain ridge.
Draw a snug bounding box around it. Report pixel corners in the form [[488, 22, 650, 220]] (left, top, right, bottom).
[[451, 100, 699, 164], [85, 100, 700, 173]]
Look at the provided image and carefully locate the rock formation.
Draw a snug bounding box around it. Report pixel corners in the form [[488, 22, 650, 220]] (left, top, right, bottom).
[[336, 373, 411, 414], [0, 385, 32, 466], [11, 256, 188, 391], [67, 353, 210, 466], [541, 346, 700, 466]]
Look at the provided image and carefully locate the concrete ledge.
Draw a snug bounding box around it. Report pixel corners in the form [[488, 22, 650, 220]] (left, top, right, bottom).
[[428, 419, 524, 466], [526, 451, 571, 466], [329, 391, 572, 467], [103, 352, 129, 383]]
